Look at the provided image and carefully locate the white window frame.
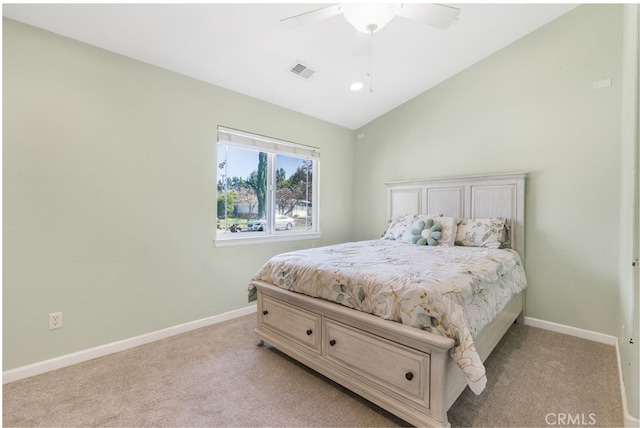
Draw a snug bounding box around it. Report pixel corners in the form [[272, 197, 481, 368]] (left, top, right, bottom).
[[215, 126, 321, 247]]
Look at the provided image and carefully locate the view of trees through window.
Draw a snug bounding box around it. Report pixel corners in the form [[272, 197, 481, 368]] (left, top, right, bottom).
[[217, 144, 315, 235]]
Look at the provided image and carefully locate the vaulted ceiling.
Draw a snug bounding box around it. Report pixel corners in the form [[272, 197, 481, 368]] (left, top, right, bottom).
[[3, 3, 578, 129]]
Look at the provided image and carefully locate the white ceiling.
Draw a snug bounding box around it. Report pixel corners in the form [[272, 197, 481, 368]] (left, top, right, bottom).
[[3, 3, 578, 130]]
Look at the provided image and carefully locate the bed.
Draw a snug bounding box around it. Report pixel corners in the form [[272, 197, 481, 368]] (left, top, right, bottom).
[[250, 172, 527, 427]]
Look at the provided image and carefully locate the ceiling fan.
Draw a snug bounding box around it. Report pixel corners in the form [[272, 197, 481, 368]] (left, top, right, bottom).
[[281, 3, 461, 91], [280, 3, 461, 34], [281, 3, 460, 57]]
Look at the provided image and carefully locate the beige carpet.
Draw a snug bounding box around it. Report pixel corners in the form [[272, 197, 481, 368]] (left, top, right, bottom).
[[3, 314, 624, 427]]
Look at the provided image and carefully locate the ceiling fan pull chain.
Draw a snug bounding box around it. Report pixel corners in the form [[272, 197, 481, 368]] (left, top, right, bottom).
[[368, 31, 374, 93]]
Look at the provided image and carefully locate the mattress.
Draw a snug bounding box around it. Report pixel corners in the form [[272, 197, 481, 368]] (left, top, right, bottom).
[[249, 239, 527, 394]]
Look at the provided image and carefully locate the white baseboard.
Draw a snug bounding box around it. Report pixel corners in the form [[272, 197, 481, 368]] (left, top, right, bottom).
[[524, 316, 617, 345], [5, 309, 638, 426], [525, 317, 638, 426], [3, 305, 257, 384]]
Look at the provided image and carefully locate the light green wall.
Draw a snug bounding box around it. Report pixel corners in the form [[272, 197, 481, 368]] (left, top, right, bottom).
[[353, 5, 622, 335], [2, 18, 355, 370]]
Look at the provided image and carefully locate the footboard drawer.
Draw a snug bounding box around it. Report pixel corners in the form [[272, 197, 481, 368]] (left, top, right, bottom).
[[324, 319, 430, 407], [259, 295, 322, 353]]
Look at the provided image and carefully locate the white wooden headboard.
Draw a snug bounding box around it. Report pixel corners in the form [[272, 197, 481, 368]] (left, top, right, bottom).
[[386, 172, 527, 258]]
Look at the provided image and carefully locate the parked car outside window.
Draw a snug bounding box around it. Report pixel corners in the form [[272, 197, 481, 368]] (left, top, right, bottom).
[[247, 215, 295, 231]]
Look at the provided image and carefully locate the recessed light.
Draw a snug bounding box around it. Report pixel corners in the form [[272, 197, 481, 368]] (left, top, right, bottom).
[[350, 81, 364, 91]]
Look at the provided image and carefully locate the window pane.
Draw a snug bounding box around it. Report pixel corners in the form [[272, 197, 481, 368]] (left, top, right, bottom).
[[216, 145, 267, 235], [275, 154, 313, 232]]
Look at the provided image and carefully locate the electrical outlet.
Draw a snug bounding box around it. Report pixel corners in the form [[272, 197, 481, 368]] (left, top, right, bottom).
[[49, 312, 62, 330]]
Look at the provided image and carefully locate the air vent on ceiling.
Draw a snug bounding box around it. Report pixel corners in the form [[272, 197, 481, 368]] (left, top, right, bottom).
[[290, 61, 316, 79]]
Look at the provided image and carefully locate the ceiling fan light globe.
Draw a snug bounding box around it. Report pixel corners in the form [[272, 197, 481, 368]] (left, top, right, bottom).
[[342, 3, 399, 34], [350, 81, 364, 91]]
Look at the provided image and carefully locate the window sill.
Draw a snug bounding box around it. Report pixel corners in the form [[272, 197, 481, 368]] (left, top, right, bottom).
[[213, 232, 322, 247]]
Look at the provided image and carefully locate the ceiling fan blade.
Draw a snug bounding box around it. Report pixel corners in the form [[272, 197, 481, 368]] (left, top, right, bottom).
[[280, 4, 343, 29], [353, 31, 372, 57], [396, 3, 461, 29]]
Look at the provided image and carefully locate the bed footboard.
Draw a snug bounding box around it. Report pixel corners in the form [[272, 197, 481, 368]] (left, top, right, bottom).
[[253, 280, 524, 427], [254, 280, 458, 427]]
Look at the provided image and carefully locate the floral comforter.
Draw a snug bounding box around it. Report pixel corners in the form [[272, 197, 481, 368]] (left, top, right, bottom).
[[249, 240, 527, 395]]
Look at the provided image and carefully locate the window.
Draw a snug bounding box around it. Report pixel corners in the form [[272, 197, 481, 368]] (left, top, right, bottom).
[[215, 127, 320, 245]]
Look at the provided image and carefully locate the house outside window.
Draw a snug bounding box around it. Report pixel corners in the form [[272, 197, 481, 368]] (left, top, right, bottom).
[[215, 127, 320, 246]]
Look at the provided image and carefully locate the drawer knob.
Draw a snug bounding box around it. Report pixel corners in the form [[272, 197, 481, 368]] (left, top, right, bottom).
[[329, 339, 336, 346], [405, 372, 414, 381], [262, 310, 268, 316], [306, 329, 313, 336]]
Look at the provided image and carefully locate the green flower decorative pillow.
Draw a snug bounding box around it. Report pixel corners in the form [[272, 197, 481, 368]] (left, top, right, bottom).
[[410, 218, 443, 246]]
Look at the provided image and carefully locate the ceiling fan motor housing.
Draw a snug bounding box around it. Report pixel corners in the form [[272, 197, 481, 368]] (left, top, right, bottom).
[[341, 3, 400, 34]]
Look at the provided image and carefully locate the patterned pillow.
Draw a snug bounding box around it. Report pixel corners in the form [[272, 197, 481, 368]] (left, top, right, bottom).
[[381, 214, 415, 240], [455, 217, 510, 249], [433, 216, 459, 246], [381, 213, 443, 241]]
